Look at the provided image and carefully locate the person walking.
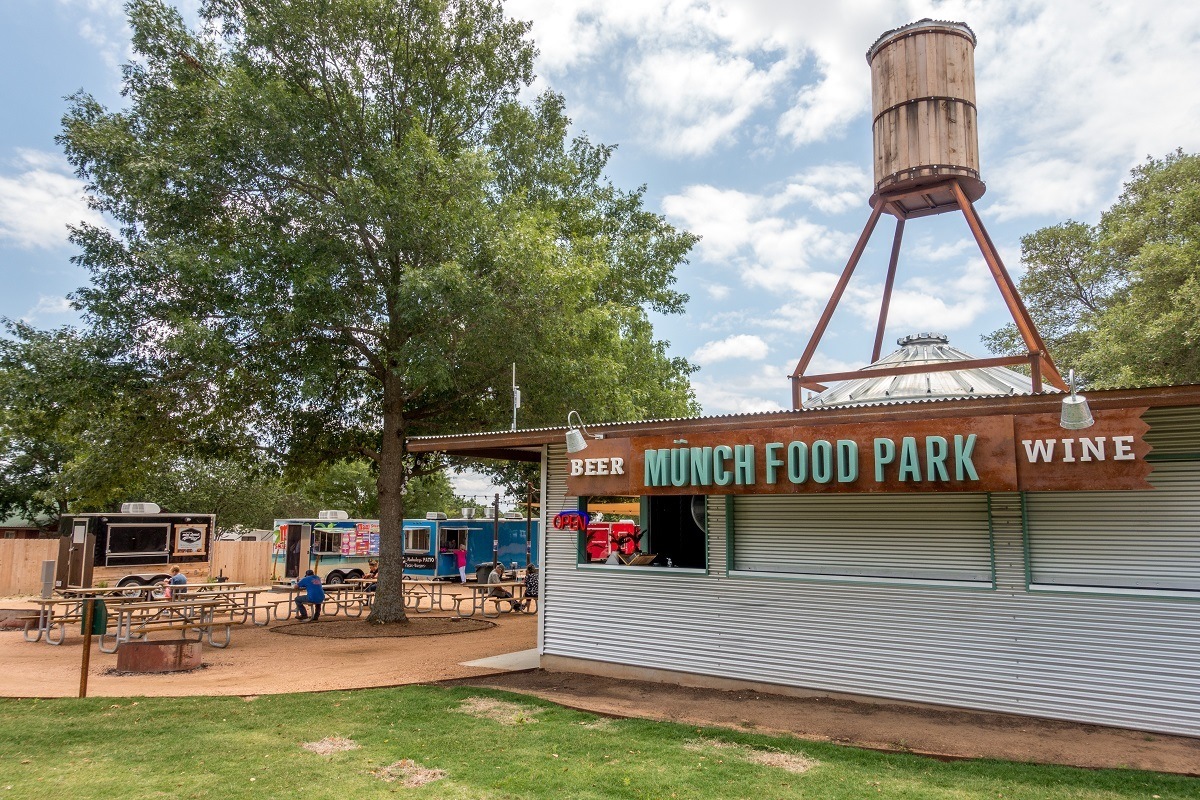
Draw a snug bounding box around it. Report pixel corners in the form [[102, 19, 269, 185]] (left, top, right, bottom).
[[295, 569, 325, 621]]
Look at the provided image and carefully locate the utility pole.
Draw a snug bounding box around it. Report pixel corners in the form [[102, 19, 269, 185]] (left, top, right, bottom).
[[511, 363, 521, 431]]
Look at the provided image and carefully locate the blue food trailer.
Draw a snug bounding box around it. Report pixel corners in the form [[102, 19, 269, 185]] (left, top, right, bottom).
[[272, 512, 538, 584], [401, 514, 539, 580]]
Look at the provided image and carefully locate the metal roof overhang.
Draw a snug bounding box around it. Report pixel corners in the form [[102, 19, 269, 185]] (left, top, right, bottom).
[[408, 384, 1200, 457]]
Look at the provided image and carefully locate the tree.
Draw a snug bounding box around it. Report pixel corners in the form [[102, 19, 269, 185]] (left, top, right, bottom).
[[285, 459, 471, 519], [60, 0, 697, 623], [0, 321, 180, 523], [985, 149, 1200, 387]]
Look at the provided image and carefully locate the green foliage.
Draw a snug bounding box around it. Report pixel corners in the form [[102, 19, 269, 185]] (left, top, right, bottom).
[[0, 686, 1191, 799], [0, 321, 181, 522], [284, 460, 469, 519], [58, 0, 697, 621], [986, 149, 1200, 387], [126, 457, 294, 531]]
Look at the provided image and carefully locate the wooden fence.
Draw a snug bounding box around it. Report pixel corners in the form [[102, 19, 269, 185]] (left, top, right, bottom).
[[210, 540, 274, 586], [0, 540, 59, 597]]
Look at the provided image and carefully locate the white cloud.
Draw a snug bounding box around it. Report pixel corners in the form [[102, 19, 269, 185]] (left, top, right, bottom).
[[662, 182, 853, 297], [21, 295, 75, 323], [777, 163, 871, 215], [449, 468, 510, 506], [691, 374, 785, 415], [692, 333, 769, 365], [0, 149, 105, 250], [907, 236, 974, 263], [628, 48, 793, 156], [705, 283, 732, 300]]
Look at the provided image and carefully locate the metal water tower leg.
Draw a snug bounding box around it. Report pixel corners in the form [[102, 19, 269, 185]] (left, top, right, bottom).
[[950, 181, 1067, 391], [791, 200, 886, 408], [872, 215, 906, 363]]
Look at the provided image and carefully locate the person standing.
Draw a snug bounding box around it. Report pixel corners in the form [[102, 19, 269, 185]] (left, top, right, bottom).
[[295, 569, 325, 621], [455, 543, 468, 584]]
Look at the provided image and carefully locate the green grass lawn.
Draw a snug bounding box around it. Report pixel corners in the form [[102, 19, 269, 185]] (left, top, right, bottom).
[[0, 686, 1193, 799]]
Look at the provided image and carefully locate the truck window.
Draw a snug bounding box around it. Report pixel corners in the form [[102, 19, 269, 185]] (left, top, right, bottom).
[[106, 523, 170, 560], [441, 527, 469, 551], [404, 526, 431, 553], [312, 525, 342, 554]]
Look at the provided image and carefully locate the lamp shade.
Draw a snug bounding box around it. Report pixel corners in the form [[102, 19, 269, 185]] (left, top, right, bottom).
[[1060, 394, 1094, 429], [565, 427, 588, 453]]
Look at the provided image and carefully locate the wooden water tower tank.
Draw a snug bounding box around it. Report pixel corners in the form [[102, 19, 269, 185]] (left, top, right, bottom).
[[867, 19, 982, 216]]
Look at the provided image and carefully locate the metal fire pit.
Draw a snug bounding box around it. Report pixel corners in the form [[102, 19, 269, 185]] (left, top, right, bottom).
[[116, 639, 203, 673]]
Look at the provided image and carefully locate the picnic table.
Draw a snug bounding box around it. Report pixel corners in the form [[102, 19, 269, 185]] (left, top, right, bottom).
[[23, 595, 150, 645], [182, 587, 270, 626], [453, 581, 527, 619], [271, 583, 370, 620], [402, 576, 456, 613], [100, 598, 229, 654]]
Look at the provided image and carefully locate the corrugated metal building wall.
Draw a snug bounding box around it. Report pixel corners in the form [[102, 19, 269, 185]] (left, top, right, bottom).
[[540, 410, 1200, 736]]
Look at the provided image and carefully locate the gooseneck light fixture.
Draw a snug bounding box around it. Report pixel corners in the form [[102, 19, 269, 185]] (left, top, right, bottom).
[[1059, 369, 1095, 430], [565, 410, 603, 453]]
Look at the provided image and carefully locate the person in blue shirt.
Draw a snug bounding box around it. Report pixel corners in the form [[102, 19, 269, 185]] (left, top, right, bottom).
[[295, 570, 325, 621], [163, 566, 187, 599]]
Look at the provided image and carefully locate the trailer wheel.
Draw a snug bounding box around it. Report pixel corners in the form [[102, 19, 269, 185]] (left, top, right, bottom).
[[117, 577, 146, 598], [325, 570, 346, 586], [343, 570, 363, 583], [148, 578, 170, 600]]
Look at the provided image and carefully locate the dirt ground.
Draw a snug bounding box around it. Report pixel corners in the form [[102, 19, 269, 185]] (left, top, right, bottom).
[[0, 591, 536, 698], [2, 591, 1198, 775]]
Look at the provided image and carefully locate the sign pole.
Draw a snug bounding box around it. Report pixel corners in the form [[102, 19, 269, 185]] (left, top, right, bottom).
[[492, 493, 500, 568], [525, 482, 534, 567]]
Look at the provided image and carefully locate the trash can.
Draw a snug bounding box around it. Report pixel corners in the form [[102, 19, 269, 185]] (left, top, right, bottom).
[[475, 564, 494, 583], [81, 599, 107, 635]]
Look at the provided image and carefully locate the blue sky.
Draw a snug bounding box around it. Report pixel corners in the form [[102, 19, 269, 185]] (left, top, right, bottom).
[[4, 1, 1200, 497]]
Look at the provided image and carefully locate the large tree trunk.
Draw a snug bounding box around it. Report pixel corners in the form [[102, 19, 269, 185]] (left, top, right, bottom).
[[367, 377, 408, 624]]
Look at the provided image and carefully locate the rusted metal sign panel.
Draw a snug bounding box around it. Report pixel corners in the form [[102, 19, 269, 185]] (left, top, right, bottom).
[[566, 410, 1152, 496]]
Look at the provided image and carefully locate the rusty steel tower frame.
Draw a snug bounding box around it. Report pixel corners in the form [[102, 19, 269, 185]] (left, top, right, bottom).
[[789, 20, 1066, 409]]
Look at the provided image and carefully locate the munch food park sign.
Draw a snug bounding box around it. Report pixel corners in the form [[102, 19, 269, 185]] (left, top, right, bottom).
[[565, 409, 1153, 496]]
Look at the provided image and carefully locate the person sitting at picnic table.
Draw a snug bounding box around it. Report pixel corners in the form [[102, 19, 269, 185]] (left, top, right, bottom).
[[295, 569, 325, 622], [487, 561, 523, 612], [162, 566, 187, 599], [522, 564, 539, 607], [365, 560, 378, 592]]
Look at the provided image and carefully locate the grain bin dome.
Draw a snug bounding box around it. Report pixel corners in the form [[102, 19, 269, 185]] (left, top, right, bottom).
[[802, 333, 1057, 409], [867, 19, 982, 214]]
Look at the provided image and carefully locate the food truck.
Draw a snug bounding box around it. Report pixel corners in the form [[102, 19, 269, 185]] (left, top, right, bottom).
[[55, 503, 216, 589], [273, 511, 539, 583]]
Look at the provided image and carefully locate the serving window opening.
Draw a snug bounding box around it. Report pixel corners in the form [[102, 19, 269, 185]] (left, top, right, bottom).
[[105, 523, 170, 565], [578, 494, 707, 570], [440, 527, 468, 552], [405, 526, 432, 553]]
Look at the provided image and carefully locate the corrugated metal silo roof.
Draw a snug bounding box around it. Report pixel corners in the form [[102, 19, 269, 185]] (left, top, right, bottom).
[[803, 333, 1061, 409]]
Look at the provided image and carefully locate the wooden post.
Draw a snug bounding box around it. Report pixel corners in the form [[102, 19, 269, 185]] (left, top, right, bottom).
[[79, 598, 94, 698]]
